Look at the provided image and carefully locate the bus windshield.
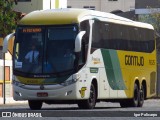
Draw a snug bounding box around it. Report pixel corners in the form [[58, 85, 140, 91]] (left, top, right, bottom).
[[13, 25, 78, 77]]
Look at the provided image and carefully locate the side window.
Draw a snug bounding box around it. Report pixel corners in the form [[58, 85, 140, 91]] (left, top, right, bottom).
[[109, 23, 116, 49], [101, 23, 110, 49], [92, 20, 102, 49], [134, 27, 139, 52], [148, 30, 155, 52], [90, 20, 155, 53], [80, 20, 90, 63], [92, 21, 110, 50]]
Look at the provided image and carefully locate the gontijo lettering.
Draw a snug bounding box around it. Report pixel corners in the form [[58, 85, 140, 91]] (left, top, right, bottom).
[[125, 55, 144, 66]]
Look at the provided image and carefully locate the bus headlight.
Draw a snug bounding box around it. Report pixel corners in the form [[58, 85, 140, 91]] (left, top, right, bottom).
[[60, 73, 80, 86], [73, 73, 81, 80], [12, 80, 25, 87]]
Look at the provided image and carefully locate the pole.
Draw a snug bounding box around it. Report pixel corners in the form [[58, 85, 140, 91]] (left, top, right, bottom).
[[50, 0, 51, 9], [3, 53, 5, 104]]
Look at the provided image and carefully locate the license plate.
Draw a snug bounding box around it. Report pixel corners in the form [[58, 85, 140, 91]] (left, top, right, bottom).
[[37, 92, 48, 97]]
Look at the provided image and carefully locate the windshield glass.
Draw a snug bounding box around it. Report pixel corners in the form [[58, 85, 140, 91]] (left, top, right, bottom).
[[13, 25, 78, 77], [45, 26, 77, 74]]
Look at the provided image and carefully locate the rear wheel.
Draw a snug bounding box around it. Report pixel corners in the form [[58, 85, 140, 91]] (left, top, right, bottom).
[[78, 83, 96, 109], [28, 100, 43, 110], [129, 84, 139, 107], [138, 85, 144, 107], [120, 84, 139, 108]]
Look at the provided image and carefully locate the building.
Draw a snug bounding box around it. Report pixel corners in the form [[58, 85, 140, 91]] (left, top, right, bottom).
[[13, 0, 135, 13], [67, 0, 135, 12], [13, 0, 67, 13], [0, 38, 13, 104], [135, 0, 160, 14]]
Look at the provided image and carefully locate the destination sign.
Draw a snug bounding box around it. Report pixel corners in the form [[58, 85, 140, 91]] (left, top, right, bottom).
[[22, 28, 42, 33]]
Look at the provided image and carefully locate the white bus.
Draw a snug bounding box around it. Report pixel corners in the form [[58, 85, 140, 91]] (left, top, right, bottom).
[[3, 9, 156, 110]]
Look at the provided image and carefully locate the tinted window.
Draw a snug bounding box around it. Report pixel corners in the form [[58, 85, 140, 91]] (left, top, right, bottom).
[[91, 20, 155, 53], [80, 20, 90, 63]]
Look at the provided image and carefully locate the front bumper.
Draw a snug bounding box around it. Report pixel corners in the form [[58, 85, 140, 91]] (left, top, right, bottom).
[[13, 83, 81, 101]]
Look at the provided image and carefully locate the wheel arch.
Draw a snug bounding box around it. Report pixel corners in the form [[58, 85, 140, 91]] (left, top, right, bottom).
[[142, 80, 147, 100], [135, 79, 140, 90]]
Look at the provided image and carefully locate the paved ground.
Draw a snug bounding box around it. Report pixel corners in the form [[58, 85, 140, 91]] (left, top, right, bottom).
[[0, 99, 160, 119]]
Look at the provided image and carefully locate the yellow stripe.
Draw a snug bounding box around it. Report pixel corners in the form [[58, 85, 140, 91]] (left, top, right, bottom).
[[55, 0, 59, 9], [17, 76, 44, 85]]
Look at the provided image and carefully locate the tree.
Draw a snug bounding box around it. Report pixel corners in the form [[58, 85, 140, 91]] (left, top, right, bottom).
[[151, 13, 160, 34], [139, 13, 160, 34], [0, 0, 17, 38], [138, 4, 160, 35]]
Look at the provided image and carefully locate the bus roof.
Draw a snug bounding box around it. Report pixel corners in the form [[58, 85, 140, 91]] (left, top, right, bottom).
[[19, 8, 154, 30]]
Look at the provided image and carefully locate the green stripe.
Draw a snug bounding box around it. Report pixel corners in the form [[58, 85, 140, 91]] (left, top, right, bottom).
[[101, 49, 126, 90]]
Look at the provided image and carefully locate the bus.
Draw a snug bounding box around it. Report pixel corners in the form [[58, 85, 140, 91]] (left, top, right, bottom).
[[3, 8, 157, 110]]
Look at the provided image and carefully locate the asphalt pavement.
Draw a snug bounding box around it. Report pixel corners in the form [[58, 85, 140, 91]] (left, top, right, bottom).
[[0, 99, 159, 119]]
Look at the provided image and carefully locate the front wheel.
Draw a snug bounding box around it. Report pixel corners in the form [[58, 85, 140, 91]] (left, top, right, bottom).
[[78, 83, 96, 109], [28, 100, 43, 110]]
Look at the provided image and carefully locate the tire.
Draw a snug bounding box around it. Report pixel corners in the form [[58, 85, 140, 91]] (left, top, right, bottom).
[[28, 100, 43, 110], [129, 84, 139, 107], [138, 85, 144, 107], [78, 83, 96, 109]]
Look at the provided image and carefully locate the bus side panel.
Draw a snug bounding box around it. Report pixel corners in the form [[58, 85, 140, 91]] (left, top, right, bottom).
[[99, 68, 110, 98], [117, 50, 157, 98], [101, 49, 127, 99]]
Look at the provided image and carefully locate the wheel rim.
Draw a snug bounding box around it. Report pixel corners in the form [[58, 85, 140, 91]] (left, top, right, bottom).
[[140, 91, 144, 103], [134, 85, 139, 106], [140, 86, 144, 101], [134, 89, 138, 101]]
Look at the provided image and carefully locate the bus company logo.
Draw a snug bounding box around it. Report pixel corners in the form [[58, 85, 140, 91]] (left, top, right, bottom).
[[40, 85, 45, 90], [92, 57, 101, 64], [125, 55, 144, 66], [2, 112, 11, 117], [79, 87, 87, 98]]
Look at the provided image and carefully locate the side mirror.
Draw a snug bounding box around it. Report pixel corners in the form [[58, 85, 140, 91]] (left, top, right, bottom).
[[74, 31, 86, 52], [2, 33, 15, 53]]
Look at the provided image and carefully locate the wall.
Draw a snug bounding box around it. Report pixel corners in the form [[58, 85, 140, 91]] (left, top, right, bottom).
[[14, 0, 67, 14], [13, 0, 43, 13], [0, 60, 12, 99], [135, 0, 160, 14], [67, 0, 135, 12], [136, 0, 160, 9]]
